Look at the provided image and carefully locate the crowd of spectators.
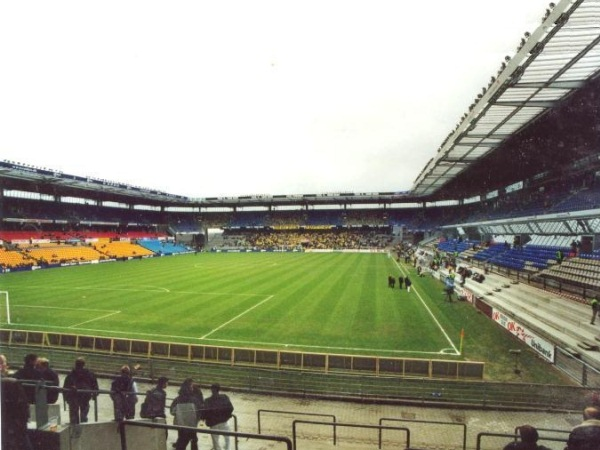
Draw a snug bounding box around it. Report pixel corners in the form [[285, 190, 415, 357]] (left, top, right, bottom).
[[2, 351, 599, 449], [1, 352, 236, 450], [220, 229, 393, 251]]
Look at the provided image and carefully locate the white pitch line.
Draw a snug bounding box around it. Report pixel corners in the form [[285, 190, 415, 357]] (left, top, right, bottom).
[[14, 305, 120, 313], [201, 295, 275, 339], [73, 287, 169, 293], [13, 285, 173, 294], [199, 337, 454, 356], [393, 260, 460, 355], [11, 285, 265, 297], [174, 291, 268, 297], [69, 311, 122, 328]]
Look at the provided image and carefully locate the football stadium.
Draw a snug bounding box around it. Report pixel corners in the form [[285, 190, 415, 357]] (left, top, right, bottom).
[[2, 1, 600, 449]]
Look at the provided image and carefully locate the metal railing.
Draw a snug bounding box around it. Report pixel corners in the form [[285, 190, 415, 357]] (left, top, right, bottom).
[[379, 417, 467, 450], [118, 420, 292, 450], [292, 419, 410, 450], [5, 346, 592, 411], [257, 409, 336, 436], [476, 431, 567, 450]]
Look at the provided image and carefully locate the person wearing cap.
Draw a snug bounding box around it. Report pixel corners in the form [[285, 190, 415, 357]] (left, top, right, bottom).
[[503, 425, 550, 450], [204, 383, 234, 450]]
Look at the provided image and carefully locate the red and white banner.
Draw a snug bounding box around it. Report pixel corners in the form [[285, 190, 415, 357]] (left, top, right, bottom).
[[492, 308, 555, 362]]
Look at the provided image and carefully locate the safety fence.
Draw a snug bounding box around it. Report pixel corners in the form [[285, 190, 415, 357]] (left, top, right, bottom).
[[0, 328, 485, 379], [119, 421, 291, 450], [2, 344, 593, 411]]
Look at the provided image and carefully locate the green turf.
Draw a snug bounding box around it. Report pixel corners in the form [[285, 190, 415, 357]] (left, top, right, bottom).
[[0, 252, 574, 384]]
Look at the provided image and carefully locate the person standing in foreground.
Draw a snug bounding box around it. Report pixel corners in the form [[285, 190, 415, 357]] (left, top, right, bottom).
[[13, 353, 40, 404], [63, 357, 99, 424], [1, 354, 34, 450], [566, 406, 600, 450], [503, 425, 550, 450], [170, 378, 204, 450], [140, 376, 168, 419], [35, 356, 60, 404], [204, 383, 234, 450], [110, 365, 138, 421]]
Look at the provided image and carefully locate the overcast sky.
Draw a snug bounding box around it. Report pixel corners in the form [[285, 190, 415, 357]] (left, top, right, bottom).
[[0, 1, 553, 198]]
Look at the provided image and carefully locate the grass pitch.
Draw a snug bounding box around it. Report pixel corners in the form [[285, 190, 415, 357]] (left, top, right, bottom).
[[0, 252, 574, 383]]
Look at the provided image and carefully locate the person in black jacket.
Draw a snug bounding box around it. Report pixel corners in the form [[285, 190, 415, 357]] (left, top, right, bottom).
[[404, 276, 412, 293], [35, 357, 60, 404], [141, 376, 168, 419], [1, 354, 33, 450], [110, 365, 138, 421], [566, 406, 600, 450], [204, 384, 234, 450], [170, 378, 204, 450], [13, 353, 41, 404], [62, 357, 99, 424], [503, 425, 550, 450]]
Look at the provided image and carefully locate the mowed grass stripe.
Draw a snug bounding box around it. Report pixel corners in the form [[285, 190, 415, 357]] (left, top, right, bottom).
[[1, 253, 456, 355]]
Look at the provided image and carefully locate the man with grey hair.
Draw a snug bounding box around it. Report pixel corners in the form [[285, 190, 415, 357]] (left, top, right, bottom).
[[566, 406, 600, 450], [35, 356, 60, 404]]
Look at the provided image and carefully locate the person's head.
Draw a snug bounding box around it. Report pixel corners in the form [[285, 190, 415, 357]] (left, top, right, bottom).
[[24, 353, 38, 368], [211, 383, 220, 394], [0, 354, 8, 375], [120, 365, 131, 376], [179, 378, 194, 395], [74, 357, 86, 369], [157, 377, 169, 389], [518, 425, 539, 443], [583, 406, 600, 420], [35, 357, 49, 370]]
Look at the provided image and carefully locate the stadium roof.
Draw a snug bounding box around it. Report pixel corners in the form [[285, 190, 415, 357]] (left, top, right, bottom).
[[2, 0, 599, 209], [412, 0, 600, 197]]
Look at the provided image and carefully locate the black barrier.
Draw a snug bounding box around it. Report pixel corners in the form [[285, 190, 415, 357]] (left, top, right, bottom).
[[292, 419, 410, 450], [514, 425, 570, 437], [118, 420, 293, 450], [477, 431, 568, 450], [257, 409, 336, 441], [379, 417, 467, 450]]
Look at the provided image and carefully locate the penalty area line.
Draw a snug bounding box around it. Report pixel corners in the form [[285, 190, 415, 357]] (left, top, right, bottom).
[[201, 295, 275, 340], [13, 305, 120, 313], [69, 311, 122, 328]]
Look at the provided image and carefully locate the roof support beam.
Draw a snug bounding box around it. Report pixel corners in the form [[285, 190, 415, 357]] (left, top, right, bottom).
[[512, 80, 586, 89], [493, 100, 555, 108]]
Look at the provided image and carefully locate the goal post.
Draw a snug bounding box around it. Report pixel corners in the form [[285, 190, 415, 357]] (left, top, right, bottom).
[[0, 291, 10, 325]]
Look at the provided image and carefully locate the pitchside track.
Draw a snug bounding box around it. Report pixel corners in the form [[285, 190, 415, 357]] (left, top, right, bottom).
[[0, 252, 459, 357]]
